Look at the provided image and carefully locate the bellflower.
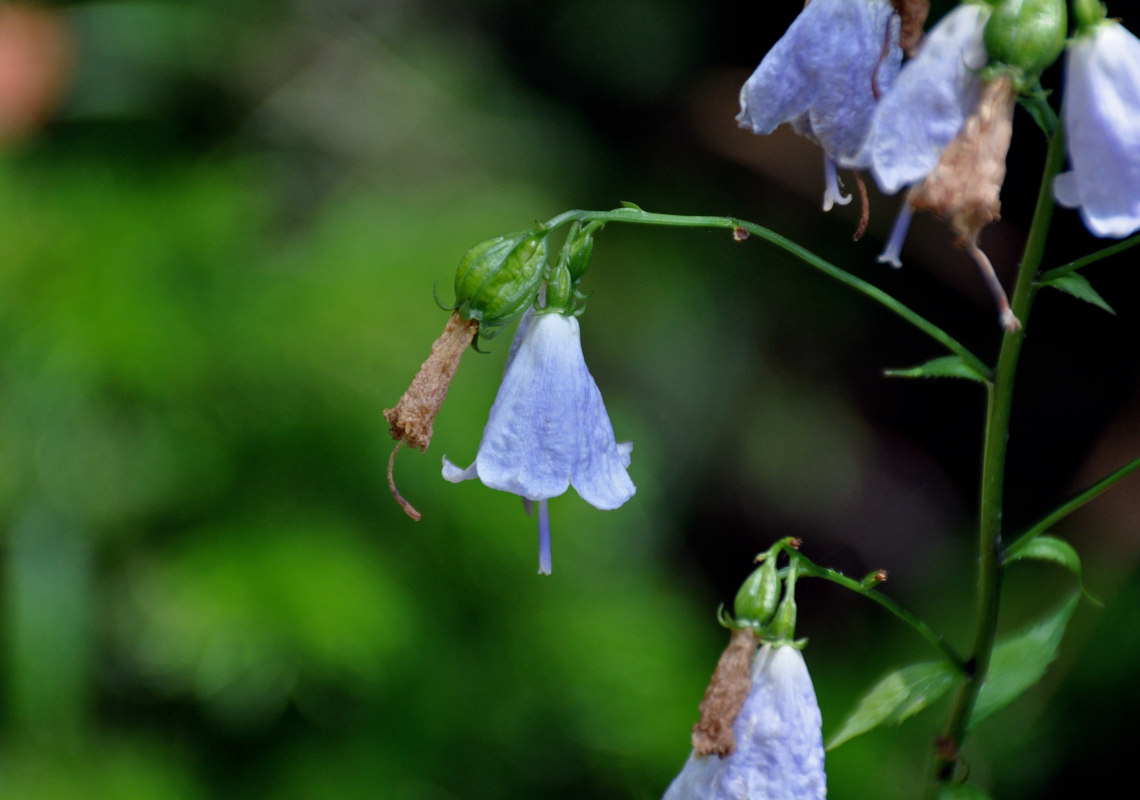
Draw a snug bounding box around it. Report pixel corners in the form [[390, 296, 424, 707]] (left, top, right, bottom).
[[737, 0, 903, 211], [663, 644, 826, 800], [864, 3, 991, 195], [861, 2, 992, 266], [442, 308, 635, 574], [1054, 19, 1140, 238]]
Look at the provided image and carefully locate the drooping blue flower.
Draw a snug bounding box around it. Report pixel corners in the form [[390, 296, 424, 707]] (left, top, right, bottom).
[[863, 2, 992, 196], [442, 308, 635, 574], [861, 2, 992, 266], [663, 644, 826, 800], [1054, 19, 1140, 238], [737, 0, 903, 211]]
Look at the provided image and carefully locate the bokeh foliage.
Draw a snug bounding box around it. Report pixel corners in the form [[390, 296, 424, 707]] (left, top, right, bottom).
[[1, 1, 1138, 798]]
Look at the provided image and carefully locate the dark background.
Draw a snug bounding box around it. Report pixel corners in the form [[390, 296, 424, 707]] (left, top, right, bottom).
[[0, 1, 1137, 797]]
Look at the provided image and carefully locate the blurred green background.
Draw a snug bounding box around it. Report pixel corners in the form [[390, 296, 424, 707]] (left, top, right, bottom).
[[1, 1, 1138, 797]]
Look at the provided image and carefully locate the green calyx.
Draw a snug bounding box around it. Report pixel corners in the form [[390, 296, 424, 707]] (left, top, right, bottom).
[[453, 230, 549, 339], [1072, 0, 1107, 33], [769, 558, 800, 644], [720, 539, 805, 647], [983, 0, 1067, 89]]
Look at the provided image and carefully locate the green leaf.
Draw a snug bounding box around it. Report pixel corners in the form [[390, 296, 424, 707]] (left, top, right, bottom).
[[883, 355, 989, 383], [939, 783, 994, 800], [1040, 272, 1115, 314], [970, 592, 1079, 729], [1017, 88, 1058, 138], [1005, 535, 1081, 574], [1005, 535, 1101, 605], [827, 661, 959, 750]]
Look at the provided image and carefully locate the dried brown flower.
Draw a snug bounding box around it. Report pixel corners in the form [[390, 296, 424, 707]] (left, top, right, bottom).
[[909, 76, 1021, 331], [384, 312, 479, 519], [692, 627, 760, 757]]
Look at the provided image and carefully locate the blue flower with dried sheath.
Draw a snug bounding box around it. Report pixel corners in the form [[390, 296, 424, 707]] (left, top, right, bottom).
[[862, 2, 991, 198], [664, 641, 826, 800], [443, 308, 635, 574]]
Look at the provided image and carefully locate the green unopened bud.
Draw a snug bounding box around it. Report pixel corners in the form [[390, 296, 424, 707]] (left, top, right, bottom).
[[769, 559, 799, 642], [1072, 0, 1106, 32], [733, 555, 780, 628], [454, 230, 548, 338], [546, 262, 574, 312], [564, 221, 602, 283], [984, 0, 1066, 88]]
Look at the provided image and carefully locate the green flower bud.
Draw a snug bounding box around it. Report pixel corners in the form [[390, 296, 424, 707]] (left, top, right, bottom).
[[564, 221, 602, 284], [545, 262, 574, 313], [769, 559, 800, 642], [454, 230, 549, 338], [983, 0, 1067, 88], [734, 555, 781, 628]]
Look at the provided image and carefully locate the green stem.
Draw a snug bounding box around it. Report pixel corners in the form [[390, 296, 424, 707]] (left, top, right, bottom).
[[1037, 232, 1140, 283], [787, 553, 967, 670], [543, 208, 992, 380], [1010, 453, 1140, 550], [927, 125, 1068, 794]]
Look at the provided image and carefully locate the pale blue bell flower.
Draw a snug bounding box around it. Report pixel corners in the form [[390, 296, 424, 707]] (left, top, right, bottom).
[[663, 644, 826, 800], [1054, 20, 1140, 238], [861, 2, 992, 266], [443, 308, 635, 574], [863, 3, 992, 195], [737, 0, 903, 211]]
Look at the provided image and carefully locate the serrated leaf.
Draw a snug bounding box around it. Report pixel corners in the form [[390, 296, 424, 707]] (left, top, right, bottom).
[[970, 592, 1079, 729], [883, 355, 988, 383], [939, 783, 994, 800], [1040, 273, 1115, 314], [827, 661, 959, 750]]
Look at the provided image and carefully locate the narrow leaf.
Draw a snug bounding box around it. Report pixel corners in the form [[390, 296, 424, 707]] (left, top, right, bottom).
[[883, 355, 989, 383], [827, 661, 959, 750], [970, 592, 1079, 729], [1040, 273, 1115, 314], [1006, 535, 1101, 605]]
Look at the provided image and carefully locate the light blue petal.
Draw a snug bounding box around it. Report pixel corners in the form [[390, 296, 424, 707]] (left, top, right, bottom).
[[1057, 22, 1140, 237], [473, 313, 581, 501], [571, 373, 636, 510], [865, 4, 990, 194], [503, 306, 536, 373], [441, 456, 478, 483], [663, 645, 826, 800], [811, 0, 902, 166], [739, 0, 902, 165]]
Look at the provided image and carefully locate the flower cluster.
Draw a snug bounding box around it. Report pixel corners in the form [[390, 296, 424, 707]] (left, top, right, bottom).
[[739, 0, 1140, 326]]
